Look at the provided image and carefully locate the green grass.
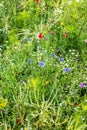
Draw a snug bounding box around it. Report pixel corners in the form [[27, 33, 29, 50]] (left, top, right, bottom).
[[0, 0, 87, 130]]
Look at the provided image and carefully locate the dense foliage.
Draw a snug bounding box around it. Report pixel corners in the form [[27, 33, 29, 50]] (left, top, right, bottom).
[[0, 0, 87, 130]]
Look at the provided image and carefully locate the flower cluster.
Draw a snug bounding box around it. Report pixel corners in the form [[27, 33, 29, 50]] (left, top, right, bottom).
[[0, 97, 7, 109]]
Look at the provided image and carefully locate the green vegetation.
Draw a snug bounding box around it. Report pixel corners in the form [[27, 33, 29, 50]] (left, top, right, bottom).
[[0, 0, 87, 129]]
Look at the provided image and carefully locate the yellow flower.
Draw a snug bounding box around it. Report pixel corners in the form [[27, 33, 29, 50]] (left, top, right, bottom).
[[31, 78, 39, 86], [24, 128, 28, 130], [27, 77, 40, 89], [60, 22, 64, 26], [0, 97, 7, 109], [45, 80, 49, 85]]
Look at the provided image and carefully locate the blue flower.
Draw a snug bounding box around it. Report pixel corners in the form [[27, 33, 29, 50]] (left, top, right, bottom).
[[64, 67, 70, 72], [51, 54, 55, 58], [59, 57, 63, 62], [39, 62, 45, 67], [27, 38, 31, 42], [28, 59, 32, 63]]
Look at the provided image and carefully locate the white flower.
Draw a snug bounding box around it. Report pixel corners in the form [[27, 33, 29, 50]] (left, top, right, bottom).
[[0, 4, 3, 7]]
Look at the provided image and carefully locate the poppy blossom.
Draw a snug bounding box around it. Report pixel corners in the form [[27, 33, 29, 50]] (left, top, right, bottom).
[[74, 103, 79, 107], [17, 118, 21, 125], [63, 33, 68, 38], [35, 0, 40, 2], [37, 34, 44, 39]]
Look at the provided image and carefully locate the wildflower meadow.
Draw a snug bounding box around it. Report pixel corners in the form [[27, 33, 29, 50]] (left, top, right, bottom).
[[0, 0, 87, 130]]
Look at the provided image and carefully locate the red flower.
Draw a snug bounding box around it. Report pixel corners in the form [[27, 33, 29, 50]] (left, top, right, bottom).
[[74, 103, 79, 107], [35, 0, 40, 2], [37, 33, 44, 39], [63, 33, 68, 38], [17, 118, 21, 125]]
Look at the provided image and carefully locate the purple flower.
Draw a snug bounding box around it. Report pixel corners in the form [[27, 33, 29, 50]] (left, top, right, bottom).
[[59, 57, 63, 62], [51, 54, 55, 58], [64, 67, 70, 72], [80, 83, 85, 88], [28, 59, 32, 63], [51, 32, 54, 35], [39, 62, 45, 67], [0, 110, 2, 113], [45, 37, 49, 41]]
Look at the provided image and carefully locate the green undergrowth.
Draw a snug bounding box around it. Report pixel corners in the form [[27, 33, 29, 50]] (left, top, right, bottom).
[[0, 0, 87, 130]]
